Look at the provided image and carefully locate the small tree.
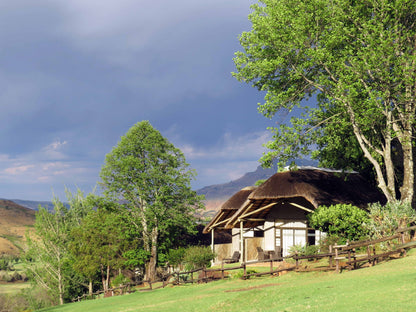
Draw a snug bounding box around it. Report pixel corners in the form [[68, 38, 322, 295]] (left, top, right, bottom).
[[70, 208, 133, 294], [308, 204, 370, 243], [24, 190, 92, 305]]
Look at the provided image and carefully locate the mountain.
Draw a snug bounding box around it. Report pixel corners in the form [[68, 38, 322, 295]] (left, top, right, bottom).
[[10, 199, 55, 211], [0, 199, 36, 255], [197, 159, 317, 216]]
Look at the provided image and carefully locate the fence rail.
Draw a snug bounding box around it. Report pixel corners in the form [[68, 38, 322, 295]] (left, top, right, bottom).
[[72, 226, 416, 303]]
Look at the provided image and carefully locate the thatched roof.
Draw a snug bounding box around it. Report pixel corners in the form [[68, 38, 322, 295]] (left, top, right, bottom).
[[224, 169, 386, 229], [202, 186, 256, 234], [249, 169, 385, 208]]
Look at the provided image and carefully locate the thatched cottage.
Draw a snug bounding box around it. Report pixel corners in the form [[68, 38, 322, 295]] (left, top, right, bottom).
[[203, 168, 385, 262]]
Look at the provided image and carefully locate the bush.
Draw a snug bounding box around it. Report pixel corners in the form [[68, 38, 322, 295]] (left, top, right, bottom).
[[364, 200, 416, 240], [318, 235, 341, 252], [111, 274, 129, 287], [183, 246, 215, 271], [232, 269, 257, 279], [166, 247, 186, 270], [288, 244, 319, 258], [0, 257, 13, 271], [308, 204, 370, 243]]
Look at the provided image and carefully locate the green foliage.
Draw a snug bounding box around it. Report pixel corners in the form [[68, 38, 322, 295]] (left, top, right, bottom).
[[69, 207, 135, 292], [111, 274, 129, 288], [0, 257, 13, 271], [288, 244, 319, 257], [254, 179, 266, 186], [24, 191, 93, 306], [100, 121, 203, 280], [232, 269, 257, 280], [182, 246, 215, 271], [308, 204, 370, 243], [166, 247, 186, 269], [364, 201, 416, 239], [123, 249, 151, 268], [233, 0, 416, 202]]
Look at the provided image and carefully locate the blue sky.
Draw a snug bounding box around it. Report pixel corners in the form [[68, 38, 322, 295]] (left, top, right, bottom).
[[0, 0, 281, 201]]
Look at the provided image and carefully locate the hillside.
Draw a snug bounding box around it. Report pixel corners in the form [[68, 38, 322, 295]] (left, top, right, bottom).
[[40, 250, 416, 311], [0, 200, 35, 256], [10, 199, 55, 211]]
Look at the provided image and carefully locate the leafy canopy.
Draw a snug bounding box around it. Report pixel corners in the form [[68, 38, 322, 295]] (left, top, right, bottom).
[[233, 0, 416, 203], [100, 120, 203, 280]]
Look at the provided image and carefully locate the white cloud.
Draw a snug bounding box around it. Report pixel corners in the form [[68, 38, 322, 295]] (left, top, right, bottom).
[[4, 165, 34, 175], [0, 140, 98, 189], [41, 140, 68, 160]]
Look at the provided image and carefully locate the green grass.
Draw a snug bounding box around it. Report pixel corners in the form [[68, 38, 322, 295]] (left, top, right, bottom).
[[0, 282, 30, 294], [40, 250, 416, 312]]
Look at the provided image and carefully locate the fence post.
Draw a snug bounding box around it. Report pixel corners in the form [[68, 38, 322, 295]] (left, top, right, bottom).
[[367, 246, 372, 267], [221, 261, 225, 279], [295, 251, 299, 269], [335, 247, 340, 273], [329, 245, 333, 269], [243, 262, 247, 279]]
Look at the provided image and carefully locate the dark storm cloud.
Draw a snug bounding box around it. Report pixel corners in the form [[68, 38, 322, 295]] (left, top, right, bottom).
[[0, 0, 276, 200]]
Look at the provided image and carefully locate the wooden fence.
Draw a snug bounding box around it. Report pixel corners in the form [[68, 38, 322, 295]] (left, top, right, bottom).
[[72, 225, 416, 303]]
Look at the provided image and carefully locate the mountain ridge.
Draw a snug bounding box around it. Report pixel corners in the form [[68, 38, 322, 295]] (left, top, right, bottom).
[[197, 159, 317, 214]]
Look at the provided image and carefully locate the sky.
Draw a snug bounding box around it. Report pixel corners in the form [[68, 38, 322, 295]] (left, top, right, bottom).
[[0, 0, 281, 201]]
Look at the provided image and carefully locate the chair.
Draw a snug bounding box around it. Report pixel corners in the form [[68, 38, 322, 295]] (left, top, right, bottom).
[[223, 251, 240, 263], [257, 247, 266, 260]]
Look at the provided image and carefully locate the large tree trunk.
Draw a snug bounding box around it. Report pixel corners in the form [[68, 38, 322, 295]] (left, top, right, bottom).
[[146, 227, 158, 281], [100, 264, 109, 293], [398, 127, 415, 205]]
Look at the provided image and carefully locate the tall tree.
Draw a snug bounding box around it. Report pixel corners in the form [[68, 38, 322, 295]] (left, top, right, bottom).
[[100, 121, 203, 281], [233, 0, 416, 204]]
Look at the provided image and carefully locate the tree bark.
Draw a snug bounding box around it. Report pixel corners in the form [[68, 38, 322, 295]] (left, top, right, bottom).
[[147, 226, 158, 281], [399, 128, 415, 204]]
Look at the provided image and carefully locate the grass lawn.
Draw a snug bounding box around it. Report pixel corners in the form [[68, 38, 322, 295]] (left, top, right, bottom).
[[0, 261, 30, 295], [41, 250, 416, 312], [0, 282, 30, 294]]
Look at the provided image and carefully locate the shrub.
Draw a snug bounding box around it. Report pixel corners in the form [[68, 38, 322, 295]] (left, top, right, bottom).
[[166, 247, 186, 270], [111, 274, 129, 287], [307, 204, 370, 243], [183, 246, 215, 271], [288, 244, 319, 258], [318, 235, 341, 252], [364, 200, 416, 240], [232, 269, 257, 279], [0, 257, 13, 271]]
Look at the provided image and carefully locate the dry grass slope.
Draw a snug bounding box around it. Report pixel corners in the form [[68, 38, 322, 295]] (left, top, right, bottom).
[[0, 200, 35, 256]]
